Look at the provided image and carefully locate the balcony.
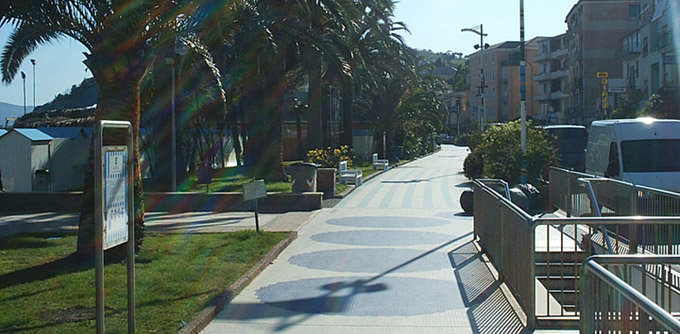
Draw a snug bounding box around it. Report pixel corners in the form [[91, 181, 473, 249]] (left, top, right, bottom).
[[551, 69, 568, 79], [551, 48, 568, 58], [534, 72, 550, 82], [534, 93, 550, 101], [550, 91, 565, 99], [533, 53, 549, 62], [616, 45, 642, 60], [659, 30, 673, 51]]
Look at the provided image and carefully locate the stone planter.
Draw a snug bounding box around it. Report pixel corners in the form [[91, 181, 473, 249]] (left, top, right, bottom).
[[316, 168, 336, 198]]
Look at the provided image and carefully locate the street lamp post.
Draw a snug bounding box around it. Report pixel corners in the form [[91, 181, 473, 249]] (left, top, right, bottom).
[[462, 25, 489, 132], [21, 71, 26, 116], [520, 0, 528, 184], [31, 59, 36, 112], [164, 56, 178, 192]]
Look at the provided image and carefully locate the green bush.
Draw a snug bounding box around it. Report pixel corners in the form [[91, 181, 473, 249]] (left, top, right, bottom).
[[462, 120, 555, 184], [306, 145, 355, 168], [463, 150, 483, 179]]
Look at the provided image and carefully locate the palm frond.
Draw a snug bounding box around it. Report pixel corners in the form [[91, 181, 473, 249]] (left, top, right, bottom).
[[1, 24, 61, 83]]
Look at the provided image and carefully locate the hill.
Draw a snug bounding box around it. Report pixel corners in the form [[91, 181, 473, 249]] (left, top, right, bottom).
[[0, 102, 33, 127], [416, 49, 466, 68]]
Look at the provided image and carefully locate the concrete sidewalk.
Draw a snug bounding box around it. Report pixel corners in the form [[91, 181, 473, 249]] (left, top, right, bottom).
[[201, 145, 550, 333]]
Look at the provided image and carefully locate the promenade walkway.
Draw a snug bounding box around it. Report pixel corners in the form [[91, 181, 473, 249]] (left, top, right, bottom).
[[203, 145, 534, 333]]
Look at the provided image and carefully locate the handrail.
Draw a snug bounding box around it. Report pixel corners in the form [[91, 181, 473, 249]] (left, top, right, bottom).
[[578, 178, 617, 255], [474, 179, 532, 220], [475, 171, 680, 329], [477, 178, 511, 200], [583, 255, 680, 332]]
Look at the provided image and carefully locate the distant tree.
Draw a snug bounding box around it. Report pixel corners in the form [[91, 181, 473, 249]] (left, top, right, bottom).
[[640, 87, 680, 119], [451, 61, 469, 92]]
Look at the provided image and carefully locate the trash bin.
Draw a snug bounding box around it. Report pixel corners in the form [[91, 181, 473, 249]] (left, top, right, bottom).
[[289, 162, 318, 193]]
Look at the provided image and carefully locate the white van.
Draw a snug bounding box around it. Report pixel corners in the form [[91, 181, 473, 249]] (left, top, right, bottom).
[[586, 118, 680, 192]]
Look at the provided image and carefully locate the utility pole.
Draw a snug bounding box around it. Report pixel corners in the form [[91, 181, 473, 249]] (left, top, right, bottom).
[[520, 0, 528, 184], [21, 71, 26, 116], [31, 59, 36, 112]]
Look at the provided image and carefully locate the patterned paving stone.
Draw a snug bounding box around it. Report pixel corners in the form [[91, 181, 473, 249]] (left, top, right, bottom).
[[289, 248, 451, 273], [325, 216, 450, 229], [310, 230, 456, 246], [255, 276, 465, 316]]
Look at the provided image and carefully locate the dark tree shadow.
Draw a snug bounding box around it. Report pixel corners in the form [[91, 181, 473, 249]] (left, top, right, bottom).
[[449, 241, 531, 334]]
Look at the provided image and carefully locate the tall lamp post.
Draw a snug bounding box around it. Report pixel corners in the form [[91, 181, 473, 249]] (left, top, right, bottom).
[[519, 0, 528, 184], [21, 71, 26, 116], [462, 25, 489, 131], [164, 56, 177, 192], [31, 59, 36, 112]]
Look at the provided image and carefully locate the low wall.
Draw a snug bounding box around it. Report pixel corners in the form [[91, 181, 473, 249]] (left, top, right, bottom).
[[0, 192, 322, 213], [145, 192, 322, 213], [0, 192, 82, 213]]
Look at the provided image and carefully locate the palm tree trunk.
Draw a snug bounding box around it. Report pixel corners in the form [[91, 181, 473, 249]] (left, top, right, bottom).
[[306, 55, 323, 150], [77, 76, 146, 260], [341, 78, 353, 147]]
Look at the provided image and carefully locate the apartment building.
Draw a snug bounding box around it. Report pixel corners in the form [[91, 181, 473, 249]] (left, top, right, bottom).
[[622, 0, 679, 101], [533, 34, 570, 124], [467, 39, 541, 128], [565, 0, 641, 124]]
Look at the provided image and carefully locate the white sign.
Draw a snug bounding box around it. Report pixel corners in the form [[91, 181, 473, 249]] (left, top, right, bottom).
[[243, 179, 267, 201], [103, 146, 129, 250]]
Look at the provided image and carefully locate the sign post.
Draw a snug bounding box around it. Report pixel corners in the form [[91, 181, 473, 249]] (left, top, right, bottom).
[[597, 72, 609, 117], [95, 120, 135, 334], [243, 180, 267, 232]]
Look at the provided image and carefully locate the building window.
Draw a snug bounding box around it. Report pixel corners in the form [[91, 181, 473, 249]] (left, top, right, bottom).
[[492, 70, 495, 81], [492, 54, 495, 64], [629, 4, 640, 19]]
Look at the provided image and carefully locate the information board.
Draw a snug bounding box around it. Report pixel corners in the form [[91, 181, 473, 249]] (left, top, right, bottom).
[[103, 146, 129, 250], [243, 179, 267, 201]]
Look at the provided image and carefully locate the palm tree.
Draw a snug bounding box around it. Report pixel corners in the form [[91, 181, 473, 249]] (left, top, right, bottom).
[[1, 1, 194, 258]]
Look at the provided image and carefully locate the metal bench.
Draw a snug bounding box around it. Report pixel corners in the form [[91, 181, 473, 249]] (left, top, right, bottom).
[[338, 160, 362, 186], [372, 153, 389, 171]]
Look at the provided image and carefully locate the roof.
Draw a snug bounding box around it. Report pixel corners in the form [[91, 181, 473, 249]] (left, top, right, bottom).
[[11, 128, 54, 141], [543, 125, 586, 130], [592, 118, 680, 126], [37, 127, 88, 139], [0, 129, 6, 138]]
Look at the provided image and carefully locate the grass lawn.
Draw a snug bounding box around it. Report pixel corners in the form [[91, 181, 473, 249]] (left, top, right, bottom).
[[148, 162, 378, 195], [177, 167, 292, 193], [0, 231, 288, 333], [358, 164, 380, 178]]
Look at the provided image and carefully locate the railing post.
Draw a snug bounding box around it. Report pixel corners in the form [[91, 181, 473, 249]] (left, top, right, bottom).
[[528, 222, 536, 329], [566, 173, 572, 217], [580, 264, 594, 333], [498, 201, 505, 282]]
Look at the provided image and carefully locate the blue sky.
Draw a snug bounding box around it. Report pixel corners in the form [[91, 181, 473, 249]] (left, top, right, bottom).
[[0, 0, 577, 107]]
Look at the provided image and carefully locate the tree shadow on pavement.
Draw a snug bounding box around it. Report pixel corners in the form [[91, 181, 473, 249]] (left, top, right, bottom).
[[449, 241, 531, 334], [215, 232, 473, 331]]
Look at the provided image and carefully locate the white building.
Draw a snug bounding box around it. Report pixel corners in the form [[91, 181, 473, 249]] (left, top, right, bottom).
[[622, 0, 679, 100], [38, 127, 92, 191], [0, 128, 53, 192]]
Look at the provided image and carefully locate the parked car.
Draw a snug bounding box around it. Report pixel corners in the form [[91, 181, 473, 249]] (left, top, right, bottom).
[[544, 125, 587, 172], [586, 118, 680, 192]]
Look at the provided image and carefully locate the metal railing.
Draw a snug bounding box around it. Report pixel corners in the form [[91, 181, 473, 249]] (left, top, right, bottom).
[[581, 255, 680, 333], [550, 167, 680, 217], [473, 178, 680, 329]]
